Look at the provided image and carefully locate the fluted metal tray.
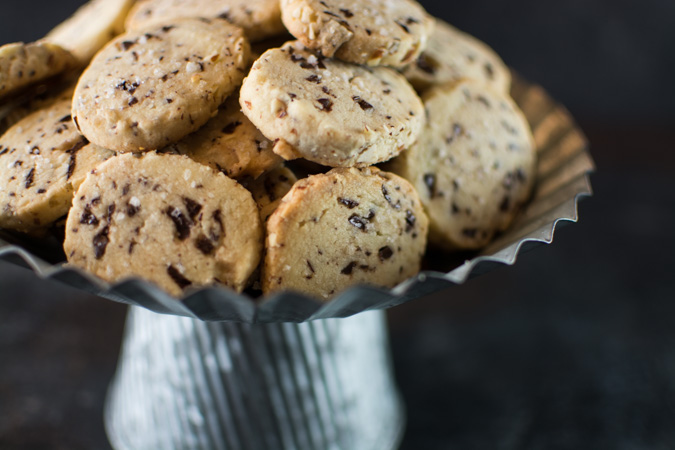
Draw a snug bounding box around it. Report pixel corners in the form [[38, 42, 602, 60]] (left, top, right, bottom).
[[0, 76, 594, 323]]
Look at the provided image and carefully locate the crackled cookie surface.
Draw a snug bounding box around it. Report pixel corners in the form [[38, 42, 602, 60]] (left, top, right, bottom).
[[126, 0, 286, 42], [263, 167, 428, 300], [165, 94, 281, 180], [390, 80, 535, 250], [0, 97, 114, 233], [401, 19, 511, 94], [0, 41, 75, 100], [45, 0, 136, 66], [64, 152, 263, 297], [240, 42, 424, 167], [281, 0, 433, 67], [73, 18, 250, 153]]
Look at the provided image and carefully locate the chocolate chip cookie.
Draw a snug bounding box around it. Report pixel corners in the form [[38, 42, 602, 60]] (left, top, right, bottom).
[[281, 0, 434, 67], [390, 80, 536, 250], [0, 97, 114, 233], [64, 152, 263, 296], [0, 41, 75, 100], [164, 93, 281, 180], [240, 41, 424, 167], [126, 0, 286, 42], [263, 166, 428, 300], [401, 19, 511, 94], [72, 18, 250, 153]]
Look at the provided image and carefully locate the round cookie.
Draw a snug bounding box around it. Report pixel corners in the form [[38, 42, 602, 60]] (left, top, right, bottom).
[[1, 79, 77, 133], [280, 0, 434, 67], [240, 42, 424, 167], [401, 19, 511, 95], [164, 94, 281, 180], [126, 0, 286, 42], [45, 0, 136, 66], [64, 152, 263, 297], [263, 167, 428, 300], [0, 97, 114, 233], [389, 79, 536, 250], [72, 18, 250, 153], [0, 41, 75, 100], [244, 166, 298, 222]]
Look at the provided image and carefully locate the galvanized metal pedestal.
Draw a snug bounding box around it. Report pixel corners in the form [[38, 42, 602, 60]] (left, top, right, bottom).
[[104, 307, 405, 450]]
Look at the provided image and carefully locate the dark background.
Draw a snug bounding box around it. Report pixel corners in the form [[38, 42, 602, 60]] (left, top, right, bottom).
[[1, 1, 674, 449]]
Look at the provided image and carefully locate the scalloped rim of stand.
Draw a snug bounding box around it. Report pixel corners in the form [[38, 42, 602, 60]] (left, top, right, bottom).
[[0, 77, 595, 323]]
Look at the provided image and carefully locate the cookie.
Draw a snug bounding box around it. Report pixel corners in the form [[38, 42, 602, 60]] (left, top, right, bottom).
[[126, 0, 286, 42], [72, 18, 250, 153], [45, 0, 136, 66], [164, 93, 282, 180], [0, 41, 75, 100], [263, 166, 428, 300], [64, 152, 263, 297], [280, 0, 434, 67], [401, 19, 511, 94], [244, 166, 298, 222], [1, 80, 76, 133], [389, 80, 536, 250], [240, 42, 424, 167], [0, 97, 114, 233]]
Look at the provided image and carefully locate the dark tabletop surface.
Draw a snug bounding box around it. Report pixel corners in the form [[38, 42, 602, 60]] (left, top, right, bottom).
[[1, 1, 674, 449]]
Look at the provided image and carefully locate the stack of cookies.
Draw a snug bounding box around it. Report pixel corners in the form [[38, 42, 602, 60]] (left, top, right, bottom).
[[0, 0, 536, 301]]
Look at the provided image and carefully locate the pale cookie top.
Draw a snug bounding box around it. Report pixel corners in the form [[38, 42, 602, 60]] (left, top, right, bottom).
[[263, 167, 428, 300], [281, 0, 434, 67], [0, 41, 75, 100], [401, 19, 511, 94], [45, 0, 136, 66], [244, 166, 298, 222], [0, 98, 114, 233], [126, 0, 286, 42], [240, 42, 424, 167], [164, 94, 281, 180], [64, 152, 263, 297], [72, 18, 250, 153], [390, 80, 536, 250]]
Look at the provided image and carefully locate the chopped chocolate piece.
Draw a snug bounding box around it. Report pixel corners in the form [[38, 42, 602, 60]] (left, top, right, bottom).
[[24, 168, 35, 189], [352, 96, 373, 110], [349, 214, 368, 231], [396, 21, 410, 33], [80, 207, 99, 226], [106, 204, 116, 222], [166, 206, 192, 240], [196, 235, 216, 255], [126, 201, 140, 217], [93, 226, 110, 259], [382, 185, 401, 209], [167, 265, 192, 289], [66, 154, 77, 180], [378, 246, 394, 261], [317, 98, 333, 112], [341, 261, 357, 275], [405, 210, 416, 232], [183, 197, 202, 220], [120, 40, 136, 51], [423, 173, 437, 197], [338, 197, 359, 209]]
